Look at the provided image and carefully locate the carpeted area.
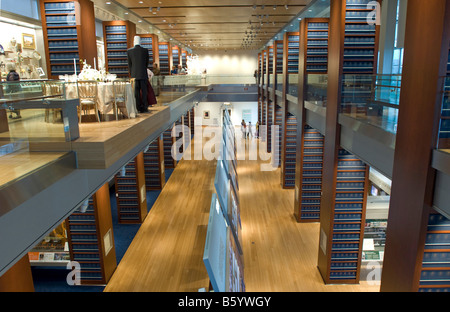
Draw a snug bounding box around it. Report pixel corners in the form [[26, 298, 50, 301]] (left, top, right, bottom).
[[31, 168, 174, 292]]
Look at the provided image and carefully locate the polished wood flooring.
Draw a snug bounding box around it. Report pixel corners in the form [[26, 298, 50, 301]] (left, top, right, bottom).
[[104, 135, 380, 292]]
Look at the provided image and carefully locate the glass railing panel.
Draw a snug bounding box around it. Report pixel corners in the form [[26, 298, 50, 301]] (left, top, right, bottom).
[[0, 80, 75, 150], [276, 74, 284, 92], [269, 74, 274, 89], [374, 75, 402, 106], [287, 74, 298, 97], [305, 74, 328, 107], [340, 74, 401, 134]]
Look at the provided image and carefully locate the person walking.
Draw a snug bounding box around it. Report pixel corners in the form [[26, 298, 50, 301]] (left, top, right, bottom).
[[248, 121, 253, 138]]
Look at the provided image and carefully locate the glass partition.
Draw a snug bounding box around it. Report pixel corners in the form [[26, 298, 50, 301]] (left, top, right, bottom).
[[0, 80, 78, 149], [340, 75, 401, 134], [287, 74, 298, 97], [305, 74, 328, 107], [269, 73, 274, 89], [276, 73, 284, 92]]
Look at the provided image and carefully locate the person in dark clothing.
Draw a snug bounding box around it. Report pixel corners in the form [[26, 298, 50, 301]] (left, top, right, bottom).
[[6, 63, 21, 119], [127, 36, 149, 113]]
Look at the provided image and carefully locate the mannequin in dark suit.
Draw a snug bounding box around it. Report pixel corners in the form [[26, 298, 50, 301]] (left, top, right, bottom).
[[127, 36, 149, 113]]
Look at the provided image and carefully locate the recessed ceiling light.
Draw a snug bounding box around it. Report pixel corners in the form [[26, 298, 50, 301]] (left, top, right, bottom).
[[106, 1, 111, 4], [139, 1, 143, 3]]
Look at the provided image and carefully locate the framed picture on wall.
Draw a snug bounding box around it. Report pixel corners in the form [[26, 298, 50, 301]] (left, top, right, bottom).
[[203, 110, 210, 119], [22, 33, 36, 50]]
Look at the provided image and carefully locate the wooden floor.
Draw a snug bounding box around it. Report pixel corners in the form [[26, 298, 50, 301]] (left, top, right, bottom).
[[104, 135, 380, 292]]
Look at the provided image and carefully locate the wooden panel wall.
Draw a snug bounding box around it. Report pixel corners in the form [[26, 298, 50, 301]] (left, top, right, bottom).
[[381, 0, 450, 292]]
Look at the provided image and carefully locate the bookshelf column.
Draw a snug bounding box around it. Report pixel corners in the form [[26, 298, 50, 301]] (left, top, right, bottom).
[[317, 0, 377, 284], [280, 32, 299, 189], [114, 153, 148, 223], [144, 135, 165, 190], [381, 0, 450, 292], [273, 40, 284, 168], [261, 49, 267, 142], [40, 0, 98, 79], [294, 18, 328, 222], [66, 183, 117, 285], [266, 46, 274, 153], [103, 20, 136, 78]]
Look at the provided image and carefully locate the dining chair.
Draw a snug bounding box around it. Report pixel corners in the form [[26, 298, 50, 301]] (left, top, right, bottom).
[[113, 80, 127, 120], [77, 81, 99, 123], [44, 81, 63, 123]]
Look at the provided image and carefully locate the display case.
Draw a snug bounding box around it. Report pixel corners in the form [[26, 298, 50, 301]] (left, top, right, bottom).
[[0, 80, 80, 141], [114, 153, 148, 223], [144, 135, 165, 190], [28, 222, 70, 266], [40, 0, 98, 79], [158, 42, 171, 75], [103, 20, 136, 78]]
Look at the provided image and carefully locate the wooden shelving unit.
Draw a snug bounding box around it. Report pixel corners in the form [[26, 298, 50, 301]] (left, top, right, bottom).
[[172, 46, 181, 70], [275, 40, 284, 76], [258, 52, 262, 123], [299, 126, 324, 221], [305, 19, 329, 74], [341, 0, 380, 113], [163, 124, 177, 169], [266, 45, 274, 153], [40, 0, 97, 79], [282, 113, 297, 189], [181, 49, 187, 67], [65, 183, 116, 285], [139, 34, 158, 70], [189, 107, 195, 138], [158, 42, 171, 75], [287, 32, 300, 74], [114, 153, 148, 224], [328, 149, 368, 282], [103, 20, 136, 78], [261, 49, 267, 137], [439, 44, 450, 148], [419, 211, 450, 292], [144, 135, 165, 190], [295, 18, 328, 222]]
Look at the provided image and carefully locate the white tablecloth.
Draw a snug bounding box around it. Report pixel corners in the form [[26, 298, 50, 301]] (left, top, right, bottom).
[[65, 82, 137, 118]]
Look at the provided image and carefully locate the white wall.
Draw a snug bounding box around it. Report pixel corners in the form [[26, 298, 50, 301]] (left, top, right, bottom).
[[195, 50, 258, 76], [195, 102, 258, 127]]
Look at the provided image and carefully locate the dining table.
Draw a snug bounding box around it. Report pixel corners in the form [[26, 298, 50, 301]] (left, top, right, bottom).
[[65, 81, 138, 119]]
